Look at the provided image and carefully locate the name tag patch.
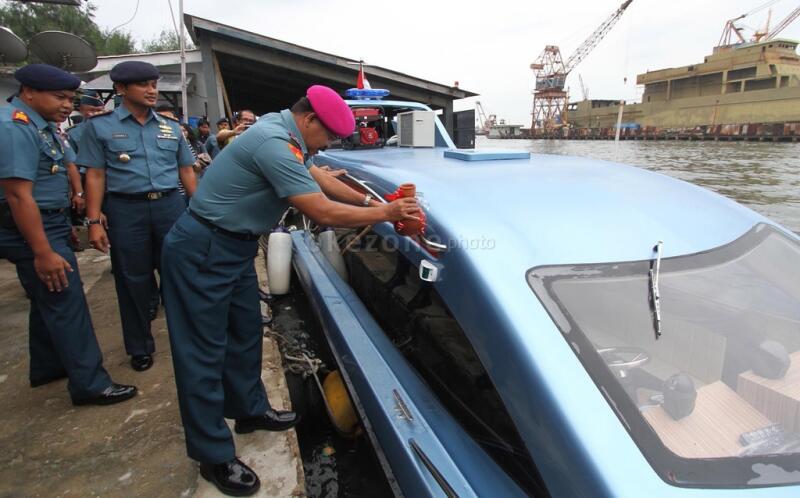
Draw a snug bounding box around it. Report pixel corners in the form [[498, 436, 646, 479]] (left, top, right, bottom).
[[112, 133, 129, 139]]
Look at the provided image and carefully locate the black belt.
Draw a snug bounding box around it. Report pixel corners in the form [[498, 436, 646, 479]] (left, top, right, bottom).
[[189, 209, 260, 241], [108, 189, 177, 201], [40, 207, 67, 215]]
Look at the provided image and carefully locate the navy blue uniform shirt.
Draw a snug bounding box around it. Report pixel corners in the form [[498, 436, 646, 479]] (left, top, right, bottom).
[[0, 97, 71, 209], [76, 104, 194, 193], [189, 109, 320, 234]]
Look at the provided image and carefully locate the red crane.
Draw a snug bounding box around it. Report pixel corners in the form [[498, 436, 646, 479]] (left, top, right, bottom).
[[530, 0, 634, 135]]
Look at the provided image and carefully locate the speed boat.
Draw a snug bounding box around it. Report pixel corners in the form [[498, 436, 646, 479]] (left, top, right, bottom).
[[282, 94, 800, 497]]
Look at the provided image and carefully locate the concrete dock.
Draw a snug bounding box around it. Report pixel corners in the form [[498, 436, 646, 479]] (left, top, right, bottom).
[[0, 238, 304, 498]]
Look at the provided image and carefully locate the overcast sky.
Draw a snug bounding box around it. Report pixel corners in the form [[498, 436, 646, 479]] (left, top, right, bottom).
[[90, 0, 800, 125]]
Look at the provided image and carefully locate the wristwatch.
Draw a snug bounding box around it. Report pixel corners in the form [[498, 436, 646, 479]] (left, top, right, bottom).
[[86, 218, 102, 226], [362, 193, 373, 206]]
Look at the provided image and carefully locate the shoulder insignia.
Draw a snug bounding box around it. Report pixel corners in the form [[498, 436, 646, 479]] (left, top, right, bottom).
[[87, 110, 114, 119], [160, 113, 180, 122], [287, 143, 305, 164], [12, 110, 30, 125]]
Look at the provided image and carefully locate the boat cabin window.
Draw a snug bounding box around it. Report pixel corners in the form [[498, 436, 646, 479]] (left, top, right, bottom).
[[528, 224, 800, 488], [343, 236, 547, 496]]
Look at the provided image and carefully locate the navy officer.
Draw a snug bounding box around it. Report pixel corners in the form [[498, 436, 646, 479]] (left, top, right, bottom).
[[78, 61, 197, 372], [161, 85, 419, 496], [0, 64, 136, 406], [65, 90, 104, 228]]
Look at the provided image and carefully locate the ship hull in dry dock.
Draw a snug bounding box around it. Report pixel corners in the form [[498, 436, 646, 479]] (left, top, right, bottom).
[[543, 38, 800, 140]]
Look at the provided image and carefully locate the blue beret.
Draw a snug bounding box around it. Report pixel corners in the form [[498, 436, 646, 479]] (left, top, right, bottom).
[[14, 64, 81, 91], [79, 90, 104, 107], [110, 61, 160, 84]]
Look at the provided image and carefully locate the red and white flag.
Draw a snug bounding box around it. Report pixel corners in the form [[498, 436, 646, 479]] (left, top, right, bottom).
[[357, 64, 371, 89]]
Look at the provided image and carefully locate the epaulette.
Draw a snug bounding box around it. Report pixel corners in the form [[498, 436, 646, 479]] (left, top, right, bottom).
[[160, 114, 180, 122], [12, 110, 30, 125], [87, 110, 114, 119]]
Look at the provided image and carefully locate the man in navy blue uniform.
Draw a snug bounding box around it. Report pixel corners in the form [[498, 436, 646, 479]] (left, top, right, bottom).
[[78, 61, 197, 373], [66, 89, 105, 155], [162, 85, 419, 496], [0, 64, 136, 406]]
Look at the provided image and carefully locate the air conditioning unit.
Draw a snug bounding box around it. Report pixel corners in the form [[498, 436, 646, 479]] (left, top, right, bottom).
[[397, 111, 435, 147]]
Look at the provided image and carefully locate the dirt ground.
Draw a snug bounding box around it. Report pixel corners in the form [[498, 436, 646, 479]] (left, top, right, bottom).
[[0, 234, 303, 498]]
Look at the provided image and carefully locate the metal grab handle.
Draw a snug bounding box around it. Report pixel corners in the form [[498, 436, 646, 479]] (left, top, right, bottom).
[[343, 173, 387, 204]]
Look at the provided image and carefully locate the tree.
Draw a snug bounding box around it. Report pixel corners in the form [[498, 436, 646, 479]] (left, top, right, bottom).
[[0, 1, 136, 56], [140, 28, 194, 53]]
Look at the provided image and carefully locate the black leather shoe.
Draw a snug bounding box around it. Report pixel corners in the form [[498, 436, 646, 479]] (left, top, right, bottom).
[[30, 371, 68, 387], [72, 383, 137, 406], [131, 355, 153, 371], [234, 409, 301, 434], [199, 457, 260, 497]]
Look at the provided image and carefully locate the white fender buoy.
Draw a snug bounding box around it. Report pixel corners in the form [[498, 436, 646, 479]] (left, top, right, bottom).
[[267, 227, 292, 295], [318, 228, 348, 281]]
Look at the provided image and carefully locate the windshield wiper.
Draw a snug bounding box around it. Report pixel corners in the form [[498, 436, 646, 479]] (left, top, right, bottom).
[[649, 241, 663, 340]]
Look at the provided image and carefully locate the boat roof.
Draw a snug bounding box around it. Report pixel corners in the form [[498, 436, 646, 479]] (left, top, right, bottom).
[[322, 146, 774, 269]]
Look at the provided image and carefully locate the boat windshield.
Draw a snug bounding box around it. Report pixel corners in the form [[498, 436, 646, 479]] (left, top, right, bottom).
[[528, 223, 800, 488]]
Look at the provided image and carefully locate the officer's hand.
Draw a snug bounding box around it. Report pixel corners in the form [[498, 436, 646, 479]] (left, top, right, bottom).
[[71, 193, 85, 214], [34, 250, 73, 292], [383, 198, 421, 222], [88, 224, 110, 253], [318, 165, 348, 177]]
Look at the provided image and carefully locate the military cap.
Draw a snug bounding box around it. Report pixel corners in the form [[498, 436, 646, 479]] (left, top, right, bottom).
[[79, 89, 104, 107], [14, 64, 81, 91], [110, 61, 160, 84]]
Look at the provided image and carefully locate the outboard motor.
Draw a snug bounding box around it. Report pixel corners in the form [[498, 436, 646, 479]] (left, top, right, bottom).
[[663, 373, 696, 420]]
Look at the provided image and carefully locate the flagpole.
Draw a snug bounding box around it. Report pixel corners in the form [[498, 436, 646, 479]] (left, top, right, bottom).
[[179, 0, 187, 123]]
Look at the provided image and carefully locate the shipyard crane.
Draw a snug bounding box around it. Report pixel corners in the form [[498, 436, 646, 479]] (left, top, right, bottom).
[[475, 101, 496, 135], [578, 74, 590, 101], [765, 5, 800, 40], [719, 14, 748, 46], [715, 0, 799, 47], [530, 0, 633, 134]]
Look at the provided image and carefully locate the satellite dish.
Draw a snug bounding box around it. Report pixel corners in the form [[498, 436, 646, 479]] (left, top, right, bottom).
[[0, 27, 27, 64], [29, 31, 97, 72]]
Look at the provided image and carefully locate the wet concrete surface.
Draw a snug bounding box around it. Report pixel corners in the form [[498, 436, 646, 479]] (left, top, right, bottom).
[[0, 235, 303, 498]]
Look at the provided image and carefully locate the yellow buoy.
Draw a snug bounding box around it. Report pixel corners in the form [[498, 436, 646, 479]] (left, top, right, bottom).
[[322, 370, 359, 437]]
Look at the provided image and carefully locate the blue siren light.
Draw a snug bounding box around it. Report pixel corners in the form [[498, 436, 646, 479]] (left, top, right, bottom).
[[345, 88, 391, 100]]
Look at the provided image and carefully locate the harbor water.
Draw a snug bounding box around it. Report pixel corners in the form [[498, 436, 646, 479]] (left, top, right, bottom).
[[478, 137, 800, 233]]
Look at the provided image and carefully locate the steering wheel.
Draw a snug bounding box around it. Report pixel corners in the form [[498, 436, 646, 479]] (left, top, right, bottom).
[[597, 346, 651, 372]]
